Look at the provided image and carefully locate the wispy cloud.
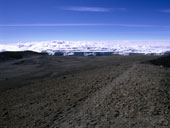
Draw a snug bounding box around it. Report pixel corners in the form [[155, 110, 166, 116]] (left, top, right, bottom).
[[0, 23, 154, 27], [60, 6, 126, 12], [159, 9, 170, 13]]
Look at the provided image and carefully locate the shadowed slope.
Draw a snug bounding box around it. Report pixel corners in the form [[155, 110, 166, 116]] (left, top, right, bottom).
[[148, 55, 170, 68], [0, 51, 47, 62]]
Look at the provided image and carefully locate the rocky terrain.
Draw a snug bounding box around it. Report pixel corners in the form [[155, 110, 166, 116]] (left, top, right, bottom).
[[0, 52, 170, 128]]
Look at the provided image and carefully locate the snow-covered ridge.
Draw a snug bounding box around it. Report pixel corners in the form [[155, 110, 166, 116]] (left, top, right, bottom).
[[0, 40, 170, 55]]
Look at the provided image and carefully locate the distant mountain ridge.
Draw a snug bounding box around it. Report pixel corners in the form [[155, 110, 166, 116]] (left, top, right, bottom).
[[0, 51, 47, 62]]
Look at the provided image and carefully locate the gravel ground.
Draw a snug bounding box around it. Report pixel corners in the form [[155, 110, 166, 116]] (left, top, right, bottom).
[[0, 55, 170, 128]]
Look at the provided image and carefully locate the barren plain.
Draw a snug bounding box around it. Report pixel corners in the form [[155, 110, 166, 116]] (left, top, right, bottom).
[[0, 52, 170, 128]]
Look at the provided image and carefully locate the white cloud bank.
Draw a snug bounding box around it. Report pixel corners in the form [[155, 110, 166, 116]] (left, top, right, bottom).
[[0, 40, 170, 55]]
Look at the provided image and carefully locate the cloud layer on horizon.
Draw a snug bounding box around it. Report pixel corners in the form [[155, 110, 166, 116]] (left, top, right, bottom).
[[0, 40, 170, 55]]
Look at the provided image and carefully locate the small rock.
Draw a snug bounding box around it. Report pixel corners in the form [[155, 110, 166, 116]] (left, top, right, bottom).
[[2, 111, 8, 117], [114, 111, 119, 117]]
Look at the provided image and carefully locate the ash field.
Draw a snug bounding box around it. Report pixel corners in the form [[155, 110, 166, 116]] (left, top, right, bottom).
[[0, 51, 170, 128]]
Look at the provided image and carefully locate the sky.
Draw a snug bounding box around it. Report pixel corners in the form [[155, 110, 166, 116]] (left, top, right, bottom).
[[0, 0, 170, 43]]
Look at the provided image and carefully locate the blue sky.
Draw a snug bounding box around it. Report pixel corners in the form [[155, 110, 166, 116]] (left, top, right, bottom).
[[0, 0, 170, 43]]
